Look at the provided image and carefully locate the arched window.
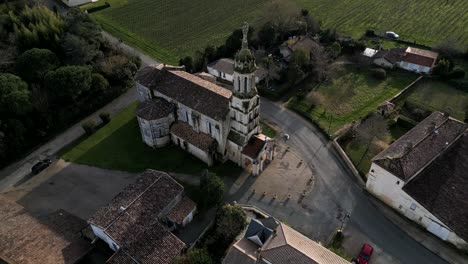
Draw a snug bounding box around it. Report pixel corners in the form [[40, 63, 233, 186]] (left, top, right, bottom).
[[244, 77, 247, 93], [237, 77, 240, 91]]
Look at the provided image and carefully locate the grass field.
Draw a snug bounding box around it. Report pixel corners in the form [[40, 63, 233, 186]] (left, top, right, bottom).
[[289, 66, 416, 134], [83, 0, 467, 64], [260, 121, 277, 138], [397, 80, 468, 120], [62, 102, 242, 177]]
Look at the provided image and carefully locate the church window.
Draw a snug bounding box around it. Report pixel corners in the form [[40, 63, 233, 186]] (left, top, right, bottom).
[[244, 77, 247, 93], [208, 122, 212, 135], [237, 77, 240, 91], [185, 111, 189, 123]]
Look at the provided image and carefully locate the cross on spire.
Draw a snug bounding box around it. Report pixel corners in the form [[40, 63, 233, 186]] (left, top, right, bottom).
[[241, 22, 249, 50]]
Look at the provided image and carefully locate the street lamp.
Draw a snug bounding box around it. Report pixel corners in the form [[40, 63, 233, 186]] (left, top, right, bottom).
[[339, 213, 351, 232]]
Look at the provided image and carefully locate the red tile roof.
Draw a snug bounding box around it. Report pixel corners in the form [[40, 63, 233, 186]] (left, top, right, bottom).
[[167, 196, 197, 225], [242, 134, 270, 159], [402, 47, 439, 67], [170, 121, 217, 152]]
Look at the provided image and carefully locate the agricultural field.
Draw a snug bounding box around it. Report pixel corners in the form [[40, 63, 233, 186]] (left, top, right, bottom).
[[83, 0, 467, 64], [289, 66, 416, 135], [396, 80, 468, 121]]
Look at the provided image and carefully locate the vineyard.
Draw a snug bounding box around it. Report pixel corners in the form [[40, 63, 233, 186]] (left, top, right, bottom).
[[84, 0, 468, 64]]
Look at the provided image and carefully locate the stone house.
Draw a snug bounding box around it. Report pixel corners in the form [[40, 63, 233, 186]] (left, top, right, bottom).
[[398, 47, 439, 74], [135, 23, 275, 176], [207, 58, 267, 84], [88, 170, 197, 264], [366, 112, 468, 250], [279, 36, 320, 61]]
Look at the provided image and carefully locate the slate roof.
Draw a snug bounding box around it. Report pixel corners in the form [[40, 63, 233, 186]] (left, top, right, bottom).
[[153, 70, 232, 120], [372, 112, 467, 180], [134, 64, 163, 88], [136, 98, 175, 120], [208, 58, 268, 80], [403, 47, 438, 67], [222, 237, 258, 264], [374, 48, 405, 64], [242, 134, 270, 159], [403, 129, 468, 242], [170, 121, 217, 152], [88, 170, 185, 264], [261, 223, 350, 264], [167, 196, 197, 225], [0, 196, 91, 264]]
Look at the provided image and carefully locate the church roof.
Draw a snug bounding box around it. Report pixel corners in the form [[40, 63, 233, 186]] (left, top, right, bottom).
[[242, 134, 270, 159], [170, 121, 218, 152], [136, 98, 175, 120], [153, 70, 232, 120]]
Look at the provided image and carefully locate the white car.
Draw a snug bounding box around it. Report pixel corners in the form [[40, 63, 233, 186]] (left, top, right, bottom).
[[386, 31, 399, 39]]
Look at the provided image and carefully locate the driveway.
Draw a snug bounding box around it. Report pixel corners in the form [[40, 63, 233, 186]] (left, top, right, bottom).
[[1, 160, 136, 219], [260, 99, 447, 264]]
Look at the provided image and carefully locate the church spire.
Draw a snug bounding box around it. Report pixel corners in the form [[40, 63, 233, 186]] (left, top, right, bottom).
[[234, 22, 256, 75]]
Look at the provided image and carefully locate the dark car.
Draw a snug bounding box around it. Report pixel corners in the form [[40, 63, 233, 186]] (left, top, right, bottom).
[[31, 159, 52, 174], [356, 243, 373, 264]]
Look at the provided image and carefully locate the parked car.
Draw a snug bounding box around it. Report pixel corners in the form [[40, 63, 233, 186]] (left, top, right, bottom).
[[31, 159, 52, 174], [386, 31, 399, 39], [356, 243, 373, 264]]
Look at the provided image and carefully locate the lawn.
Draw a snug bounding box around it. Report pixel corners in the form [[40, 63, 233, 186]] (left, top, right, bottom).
[[289, 66, 416, 135], [82, 0, 467, 64], [260, 121, 277, 138], [397, 80, 468, 120], [62, 102, 242, 178]]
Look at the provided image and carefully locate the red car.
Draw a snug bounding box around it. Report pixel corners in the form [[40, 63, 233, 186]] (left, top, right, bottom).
[[356, 243, 373, 264]]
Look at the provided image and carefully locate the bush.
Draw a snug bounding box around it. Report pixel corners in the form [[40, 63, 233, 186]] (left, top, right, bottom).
[[448, 67, 465, 79], [99, 112, 111, 124], [82, 120, 97, 135], [365, 29, 376, 37], [370, 68, 386, 80], [447, 79, 468, 92], [199, 171, 225, 208]]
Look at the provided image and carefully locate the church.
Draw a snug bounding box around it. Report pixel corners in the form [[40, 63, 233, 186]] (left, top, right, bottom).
[[134, 23, 275, 176]]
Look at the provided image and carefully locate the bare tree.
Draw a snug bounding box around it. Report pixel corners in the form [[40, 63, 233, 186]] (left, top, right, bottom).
[[306, 91, 324, 110], [261, 55, 279, 89], [263, 0, 300, 39], [354, 114, 389, 166]]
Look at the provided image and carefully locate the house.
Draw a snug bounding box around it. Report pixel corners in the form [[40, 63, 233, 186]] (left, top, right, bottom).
[[0, 196, 91, 264], [366, 112, 468, 250], [62, 0, 97, 7], [398, 47, 439, 74], [88, 170, 197, 264], [207, 58, 267, 84], [373, 48, 405, 69], [135, 23, 275, 176], [223, 217, 350, 264], [279, 36, 320, 61]]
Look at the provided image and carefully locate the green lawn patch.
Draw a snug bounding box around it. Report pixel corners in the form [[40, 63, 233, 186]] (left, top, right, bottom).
[[260, 122, 277, 138], [62, 102, 242, 177], [289, 66, 416, 134], [397, 80, 468, 120]]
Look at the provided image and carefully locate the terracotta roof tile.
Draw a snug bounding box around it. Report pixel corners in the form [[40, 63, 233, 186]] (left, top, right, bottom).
[[167, 196, 197, 225], [403, 47, 438, 67], [242, 134, 270, 159], [136, 98, 175, 120], [403, 129, 468, 241], [373, 112, 467, 180], [170, 121, 217, 152], [0, 196, 91, 264]]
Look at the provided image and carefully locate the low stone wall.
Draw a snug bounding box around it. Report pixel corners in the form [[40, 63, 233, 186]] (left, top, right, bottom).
[[332, 137, 366, 187], [388, 75, 423, 103]]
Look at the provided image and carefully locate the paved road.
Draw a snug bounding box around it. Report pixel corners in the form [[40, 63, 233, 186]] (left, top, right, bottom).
[[260, 99, 447, 264], [0, 32, 158, 192]]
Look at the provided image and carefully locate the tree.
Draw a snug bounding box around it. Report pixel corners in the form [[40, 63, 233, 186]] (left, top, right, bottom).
[[215, 204, 247, 243], [354, 114, 389, 167], [327, 42, 341, 59], [433, 58, 451, 77], [301, 9, 320, 35], [258, 22, 277, 49], [261, 55, 279, 88], [264, 0, 300, 40], [61, 33, 102, 65], [91, 73, 109, 92], [174, 248, 213, 264], [307, 91, 324, 110], [199, 170, 225, 208], [224, 26, 254, 57], [204, 45, 217, 63], [45, 66, 92, 101], [82, 119, 97, 135], [99, 55, 138, 85], [99, 112, 111, 124], [64, 7, 103, 47], [16, 48, 58, 83], [0, 73, 31, 117], [309, 45, 329, 82], [291, 49, 309, 70], [370, 68, 386, 80], [179, 56, 194, 73]]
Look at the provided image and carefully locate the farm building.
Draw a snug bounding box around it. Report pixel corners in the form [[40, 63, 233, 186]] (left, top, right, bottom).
[[88, 170, 196, 264], [135, 23, 275, 176], [373, 48, 405, 69], [279, 36, 320, 61], [362, 48, 379, 58], [366, 112, 468, 250], [207, 58, 267, 84], [223, 217, 349, 264], [398, 47, 439, 74], [62, 0, 97, 7]]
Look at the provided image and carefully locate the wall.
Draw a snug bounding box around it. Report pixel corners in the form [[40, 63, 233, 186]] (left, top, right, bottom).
[[367, 163, 468, 249], [207, 67, 234, 83], [399, 61, 430, 74], [171, 134, 213, 166], [91, 224, 120, 251], [137, 115, 174, 148], [373, 58, 394, 69], [136, 83, 152, 102]]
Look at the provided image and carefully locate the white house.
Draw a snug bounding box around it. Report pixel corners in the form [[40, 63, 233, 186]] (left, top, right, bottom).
[[398, 47, 439, 74], [366, 112, 468, 250], [62, 0, 97, 7], [135, 23, 275, 176], [88, 170, 197, 264], [207, 58, 267, 84]]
